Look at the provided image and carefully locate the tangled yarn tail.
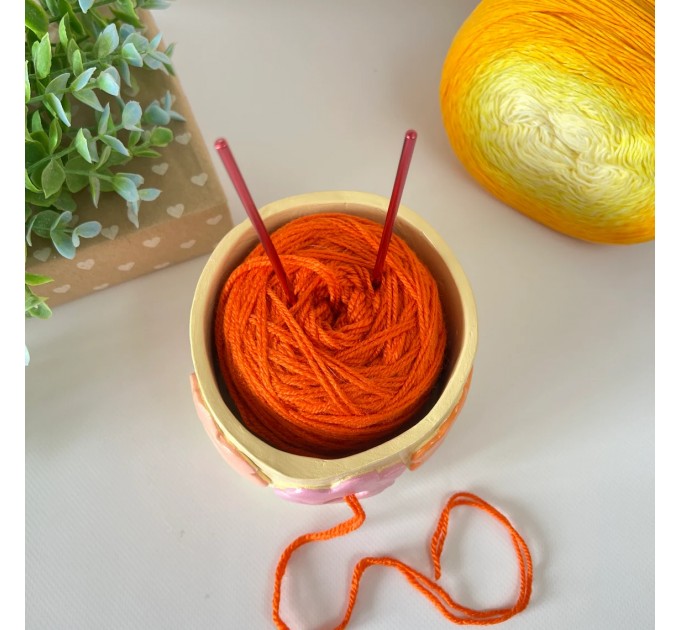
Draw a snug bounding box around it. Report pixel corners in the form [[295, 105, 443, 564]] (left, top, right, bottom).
[[272, 492, 533, 629]]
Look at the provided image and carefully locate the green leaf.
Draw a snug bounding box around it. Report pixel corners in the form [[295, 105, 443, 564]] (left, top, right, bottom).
[[44, 93, 71, 127], [41, 159, 66, 198], [58, 15, 69, 49], [26, 190, 58, 208], [31, 130, 50, 152], [142, 0, 171, 9], [53, 192, 76, 212], [122, 101, 142, 130], [72, 88, 103, 111], [96, 71, 120, 96], [128, 130, 142, 146], [112, 174, 139, 203], [51, 229, 76, 259], [66, 38, 78, 66], [72, 49, 84, 76], [25, 0, 49, 38], [74, 129, 92, 163], [149, 126, 173, 147], [65, 5, 85, 36], [118, 59, 131, 87], [25, 285, 53, 319], [30, 210, 61, 237], [73, 221, 101, 238], [95, 23, 119, 57], [126, 200, 140, 227], [123, 32, 148, 54], [144, 103, 170, 125], [96, 145, 112, 169], [44, 0, 61, 17], [110, 3, 143, 28], [25, 169, 41, 193], [149, 50, 172, 66], [48, 118, 62, 153], [52, 210, 72, 230], [118, 172, 144, 187], [149, 33, 162, 50], [34, 33, 52, 79], [78, 0, 95, 14], [62, 96, 72, 127], [64, 165, 89, 193], [30, 111, 44, 134], [121, 42, 143, 67], [101, 134, 129, 156], [83, 129, 99, 162], [71, 67, 96, 91], [25, 273, 53, 287], [120, 23, 135, 40], [138, 188, 161, 202], [25, 61, 30, 103], [45, 72, 71, 94], [26, 139, 47, 166], [31, 303, 53, 320], [132, 148, 162, 158], [143, 55, 164, 71], [97, 103, 111, 135], [26, 215, 36, 244], [27, 300, 53, 320], [102, 150, 128, 168], [89, 175, 101, 207]]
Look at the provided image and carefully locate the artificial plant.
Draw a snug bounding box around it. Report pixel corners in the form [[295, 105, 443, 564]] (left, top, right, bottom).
[[25, 0, 184, 328]]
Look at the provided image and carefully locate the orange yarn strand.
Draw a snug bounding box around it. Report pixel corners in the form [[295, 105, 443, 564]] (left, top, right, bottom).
[[214, 213, 447, 458], [273, 492, 533, 629]]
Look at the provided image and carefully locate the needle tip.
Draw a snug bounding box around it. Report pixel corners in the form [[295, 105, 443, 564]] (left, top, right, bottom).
[[405, 130, 417, 141], [214, 138, 227, 150]]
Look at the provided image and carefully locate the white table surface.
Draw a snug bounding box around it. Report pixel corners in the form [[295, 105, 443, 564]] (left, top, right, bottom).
[[24, 1, 655, 629]]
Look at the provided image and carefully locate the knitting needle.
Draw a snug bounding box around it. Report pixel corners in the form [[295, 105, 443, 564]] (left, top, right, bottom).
[[372, 129, 418, 289], [214, 137, 296, 306]]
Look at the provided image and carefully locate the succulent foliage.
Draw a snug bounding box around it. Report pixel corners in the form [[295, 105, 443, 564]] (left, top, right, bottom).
[[25, 0, 183, 324]]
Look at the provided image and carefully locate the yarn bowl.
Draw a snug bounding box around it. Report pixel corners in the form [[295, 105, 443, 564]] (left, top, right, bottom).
[[439, 0, 655, 245], [189, 191, 477, 504]]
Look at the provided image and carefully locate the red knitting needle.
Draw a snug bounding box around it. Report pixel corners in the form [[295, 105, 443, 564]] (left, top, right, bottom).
[[214, 137, 296, 306], [372, 129, 418, 288]]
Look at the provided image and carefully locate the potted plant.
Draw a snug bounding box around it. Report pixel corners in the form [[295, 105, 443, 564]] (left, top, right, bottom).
[[25, 1, 185, 337]]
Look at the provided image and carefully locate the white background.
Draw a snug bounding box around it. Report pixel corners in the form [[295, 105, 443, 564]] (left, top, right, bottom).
[[24, 1, 657, 629]]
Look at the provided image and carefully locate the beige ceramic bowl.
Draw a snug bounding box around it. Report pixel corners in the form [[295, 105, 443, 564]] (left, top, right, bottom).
[[189, 191, 477, 504]]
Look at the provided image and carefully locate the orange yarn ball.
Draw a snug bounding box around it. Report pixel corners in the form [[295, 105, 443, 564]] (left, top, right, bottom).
[[214, 213, 447, 458]]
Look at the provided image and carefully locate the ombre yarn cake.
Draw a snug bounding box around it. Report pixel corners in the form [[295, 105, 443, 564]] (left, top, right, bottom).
[[440, 0, 654, 244]]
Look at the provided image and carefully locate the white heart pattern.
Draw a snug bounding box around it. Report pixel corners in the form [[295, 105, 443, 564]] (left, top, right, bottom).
[[175, 132, 191, 145], [152, 162, 169, 176], [101, 225, 119, 240], [166, 204, 185, 218], [33, 248, 52, 262], [154, 262, 171, 270], [191, 173, 208, 187], [206, 214, 223, 225], [53, 285, 71, 294], [143, 236, 161, 248], [77, 258, 95, 270], [118, 262, 135, 271], [180, 240, 197, 249], [93, 283, 109, 291]]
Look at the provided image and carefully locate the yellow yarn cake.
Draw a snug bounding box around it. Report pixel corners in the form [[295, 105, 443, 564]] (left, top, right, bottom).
[[440, 0, 654, 244]]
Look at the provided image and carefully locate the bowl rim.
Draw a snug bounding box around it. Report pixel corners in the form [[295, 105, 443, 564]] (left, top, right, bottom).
[[189, 191, 477, 488]]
